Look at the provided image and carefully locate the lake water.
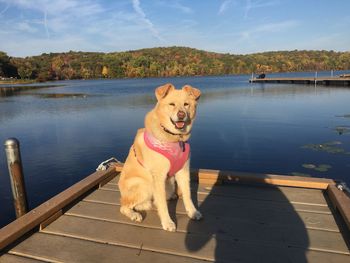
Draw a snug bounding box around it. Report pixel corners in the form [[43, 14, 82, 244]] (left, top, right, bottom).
[[1, 72, 350, 228]]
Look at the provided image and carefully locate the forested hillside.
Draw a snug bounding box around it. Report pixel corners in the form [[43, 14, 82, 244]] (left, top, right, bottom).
[[1, 47, 349, 81]]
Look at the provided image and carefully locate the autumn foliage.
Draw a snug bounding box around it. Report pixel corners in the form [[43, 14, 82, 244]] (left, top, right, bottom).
[[1, 47, 349, 81]]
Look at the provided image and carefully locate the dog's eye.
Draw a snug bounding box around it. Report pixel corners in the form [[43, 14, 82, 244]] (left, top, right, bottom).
[[184, 102, 189, 107], [169, 103, 175, 106]]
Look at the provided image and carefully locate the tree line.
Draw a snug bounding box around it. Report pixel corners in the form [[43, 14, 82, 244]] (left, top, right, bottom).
[[1, 47, 349, 81]]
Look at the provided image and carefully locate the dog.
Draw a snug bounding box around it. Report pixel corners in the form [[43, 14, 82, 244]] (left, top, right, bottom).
[[118, 83, 202, 232]]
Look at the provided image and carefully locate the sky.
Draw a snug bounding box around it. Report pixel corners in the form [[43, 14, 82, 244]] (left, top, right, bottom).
[[0, 0, 350, 57]]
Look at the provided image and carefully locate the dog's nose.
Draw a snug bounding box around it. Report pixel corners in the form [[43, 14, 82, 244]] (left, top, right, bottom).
[[177, 111, 186, 120]]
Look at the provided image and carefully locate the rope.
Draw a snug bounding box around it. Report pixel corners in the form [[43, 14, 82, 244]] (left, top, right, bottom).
[[96, 157, 121, 171]]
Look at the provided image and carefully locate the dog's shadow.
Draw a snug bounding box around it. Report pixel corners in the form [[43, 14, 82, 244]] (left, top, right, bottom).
[[183, 171, 310, 263]]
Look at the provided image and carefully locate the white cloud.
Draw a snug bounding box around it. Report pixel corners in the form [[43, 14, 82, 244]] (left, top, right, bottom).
[[0, 0, 105, 40], [0, 0, 103, 15], [169, 1, 193, 14], [255, 20, 300, 33], [0, 0, 169, 56], [218, 0, 232, 15], [240, 20, 300, 39], [14, 21, 38, 33], [244, 0, 279, 19]]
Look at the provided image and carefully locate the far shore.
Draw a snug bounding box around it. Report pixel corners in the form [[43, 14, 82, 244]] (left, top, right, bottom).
[[0, 79, 37, 85]]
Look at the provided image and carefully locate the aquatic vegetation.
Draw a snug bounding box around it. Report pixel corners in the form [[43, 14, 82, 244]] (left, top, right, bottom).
[[315, 164, 332, 172], [302, 164, 316, 169], [302, 141, 350, 155], [334, 126, 350, 135], [302, 163, 332, 172]]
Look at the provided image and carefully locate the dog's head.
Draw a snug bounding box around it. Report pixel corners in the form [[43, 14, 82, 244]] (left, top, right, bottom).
[[153, 83, 201, 138]]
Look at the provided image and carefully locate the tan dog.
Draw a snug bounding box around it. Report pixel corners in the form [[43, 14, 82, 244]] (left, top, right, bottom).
[[118, 83, 202, 231]]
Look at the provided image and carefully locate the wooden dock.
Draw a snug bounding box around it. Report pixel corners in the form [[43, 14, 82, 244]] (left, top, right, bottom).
[[249, 77, 350, 86], [0, 164, 349, 262]]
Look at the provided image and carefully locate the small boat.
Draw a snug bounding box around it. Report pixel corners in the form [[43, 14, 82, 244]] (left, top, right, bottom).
[[0, 161, 349, 262]]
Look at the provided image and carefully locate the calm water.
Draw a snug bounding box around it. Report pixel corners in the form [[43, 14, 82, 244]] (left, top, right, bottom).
[[1, 72, 350, 227]]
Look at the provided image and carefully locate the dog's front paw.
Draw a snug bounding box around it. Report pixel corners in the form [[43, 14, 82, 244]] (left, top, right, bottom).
[[162, 219, 176, 232], [130, 211, 143, 222], [187, 210, 202, 220]]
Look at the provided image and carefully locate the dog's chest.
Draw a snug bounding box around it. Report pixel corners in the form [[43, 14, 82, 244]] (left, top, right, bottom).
[[144, 131, 190, 176]]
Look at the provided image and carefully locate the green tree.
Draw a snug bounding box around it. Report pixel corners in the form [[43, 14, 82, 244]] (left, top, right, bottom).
[[17, 62, 33, 79]]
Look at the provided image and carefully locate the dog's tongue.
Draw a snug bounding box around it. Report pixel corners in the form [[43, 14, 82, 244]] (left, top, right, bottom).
[[175, 121, 185, 129]]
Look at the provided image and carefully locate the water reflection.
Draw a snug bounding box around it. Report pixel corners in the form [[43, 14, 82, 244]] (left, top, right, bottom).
[[0, 85, 62, 97]]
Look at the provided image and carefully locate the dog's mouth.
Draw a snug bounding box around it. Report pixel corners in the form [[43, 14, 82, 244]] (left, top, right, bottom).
[[171, 119, 186, 130]]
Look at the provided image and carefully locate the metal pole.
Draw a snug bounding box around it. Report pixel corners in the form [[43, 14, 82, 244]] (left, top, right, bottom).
[[314, 71, 318, 86], [4, 138, 28, 218]]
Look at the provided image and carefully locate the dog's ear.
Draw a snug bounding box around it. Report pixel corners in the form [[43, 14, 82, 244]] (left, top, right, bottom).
[[182, 85, 201, 101], [155, 83, 175, 101]]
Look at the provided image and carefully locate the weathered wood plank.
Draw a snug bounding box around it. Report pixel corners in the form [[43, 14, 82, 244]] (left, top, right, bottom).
[[197, 169, 335, 189], [41, 215, 349, 262], [39, 210, 62, 230], [327, 185, 350, 231], [103, 180, 329, 208], [0, 167, 117, 251], [110, 167, 335, 189], [65, 200, 349, 253], [84, 188, 338, 231], [102, 184, 330, 214], [288, 249, 350, 263], [9, 232, 208, 263], [250, 77, 350, 87], [0, 254, 44, 262]]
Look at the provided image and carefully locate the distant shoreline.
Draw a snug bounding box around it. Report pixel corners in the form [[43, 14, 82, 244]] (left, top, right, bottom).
[[1, 70, 350, 87], [0, 79, 36, 85], [1, 47, 350, 82]]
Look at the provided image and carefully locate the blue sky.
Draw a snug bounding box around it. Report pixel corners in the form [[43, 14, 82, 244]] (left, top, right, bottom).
[[0, 0, 350, 57]]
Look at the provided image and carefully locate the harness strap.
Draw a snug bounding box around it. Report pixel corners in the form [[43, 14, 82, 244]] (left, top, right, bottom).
[[132, 145, 144, 167], [133, 131, 190, 177]]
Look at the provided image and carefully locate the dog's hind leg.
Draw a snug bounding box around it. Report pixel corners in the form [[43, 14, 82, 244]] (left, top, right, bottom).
[[134, 200, 153, 211], [120, 205, 143, 222], [119, 178, 151, 222]]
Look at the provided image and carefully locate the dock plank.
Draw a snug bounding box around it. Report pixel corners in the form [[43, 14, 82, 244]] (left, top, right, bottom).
[[66, 200, 349, 253], [83, 188, 338, 231], [289, 249, 350, 263], [41, 215, 349, 262], [8, 232, 208, 263], [102, 183, 330, 213], [0, 167, 116, 251], [108, 176, 328, 206], [3, 167, 350, 263], [0, 254, 44, 262], [249, 77, 350, 87]]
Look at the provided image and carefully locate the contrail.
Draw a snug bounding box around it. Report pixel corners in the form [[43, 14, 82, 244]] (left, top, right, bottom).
[[44, 9, 50, 39], [0, 3, 10, 16], [131, 0, 165, 42]]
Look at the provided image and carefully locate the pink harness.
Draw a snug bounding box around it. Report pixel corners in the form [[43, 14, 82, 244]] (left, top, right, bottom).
[[138, 131, 190, 176]]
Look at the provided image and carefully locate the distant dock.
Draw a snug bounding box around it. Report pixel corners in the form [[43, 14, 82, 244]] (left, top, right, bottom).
[[249, 77, 350, 86]]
